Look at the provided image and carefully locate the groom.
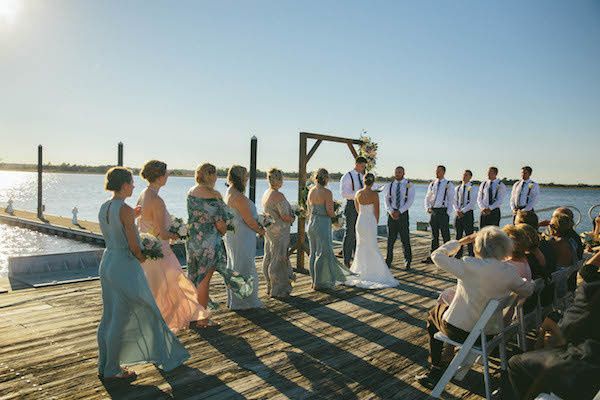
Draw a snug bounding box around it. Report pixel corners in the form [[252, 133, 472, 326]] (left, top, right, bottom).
[[340, 156, 367, 267]]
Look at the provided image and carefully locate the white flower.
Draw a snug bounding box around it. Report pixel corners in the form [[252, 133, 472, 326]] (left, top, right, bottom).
[[528, 183, 534, 189], [467, 186, 472, 192]]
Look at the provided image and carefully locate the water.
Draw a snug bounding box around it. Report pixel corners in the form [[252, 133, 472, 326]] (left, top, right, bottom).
[[1, 171, 599, 276]]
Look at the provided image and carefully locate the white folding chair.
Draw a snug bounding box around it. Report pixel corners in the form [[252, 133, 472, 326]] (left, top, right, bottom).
[[517, 278, 546, 351], [431, 294, 519, 400]]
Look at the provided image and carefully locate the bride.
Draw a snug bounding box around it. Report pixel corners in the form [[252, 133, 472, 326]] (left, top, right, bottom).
[[346, 173, 399, 289]]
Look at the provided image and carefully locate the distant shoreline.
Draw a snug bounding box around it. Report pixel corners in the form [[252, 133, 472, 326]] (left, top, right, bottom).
[[1, 163, 599, 189]]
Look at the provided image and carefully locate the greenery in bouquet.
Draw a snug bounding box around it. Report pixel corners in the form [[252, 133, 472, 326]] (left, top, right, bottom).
[[140, 233, 164, 260], [168, 215, 189, 239], [331, 200, 346, 230], [257, 213, 274, 229]]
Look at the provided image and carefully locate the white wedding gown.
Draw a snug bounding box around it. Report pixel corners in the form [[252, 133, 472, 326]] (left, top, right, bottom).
[[346, 203, 400, 289]]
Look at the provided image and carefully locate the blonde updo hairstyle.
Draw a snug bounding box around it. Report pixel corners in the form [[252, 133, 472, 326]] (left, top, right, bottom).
[[140, 160, 167, 183], [312, 168, 329, 186], [195, 163, 217, 185], [227, 165, 247, 193], [267, 168, 284, 188]]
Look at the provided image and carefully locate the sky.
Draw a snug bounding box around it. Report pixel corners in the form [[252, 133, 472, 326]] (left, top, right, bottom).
[[0, 0, 599, 184]]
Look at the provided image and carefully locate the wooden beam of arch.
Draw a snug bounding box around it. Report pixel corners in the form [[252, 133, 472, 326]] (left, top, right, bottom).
[[306, 139, 322, 163], [295, 131, 365, 273]]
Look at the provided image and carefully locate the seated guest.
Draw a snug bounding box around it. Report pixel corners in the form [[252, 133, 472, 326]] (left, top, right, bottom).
[[516, 210, 557, 274], [547, 212, 578, 268], [502, 224, 532, 281], [540, 207, 583, 260], [508, 251, 600, 400], [416, 226, 534, 387]]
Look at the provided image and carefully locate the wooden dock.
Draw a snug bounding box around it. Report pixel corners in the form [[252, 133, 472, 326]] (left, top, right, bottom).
[[0, 234, 501, 399], [0, 209, 103, 244]]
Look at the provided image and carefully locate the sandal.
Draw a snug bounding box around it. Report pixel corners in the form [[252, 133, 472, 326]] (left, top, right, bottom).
[[101, 368, 137, 381], [196, 319, 220, 328]]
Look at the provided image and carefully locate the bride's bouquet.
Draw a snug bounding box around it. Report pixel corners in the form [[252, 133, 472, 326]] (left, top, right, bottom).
[[168, 215, 189, 240], [140, 233, 164, 260], [257, 213, 275, 229], [331, 201, 346, 230]]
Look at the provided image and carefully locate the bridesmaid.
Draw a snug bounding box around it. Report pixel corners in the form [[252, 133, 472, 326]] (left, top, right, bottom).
[[97, 167, 188, 380], [186, 163, 255, 320], [261, 168, 295, 298], [307, 168, 352, 290], [136, 160, 210, 331], [224, 165, 265, 309]]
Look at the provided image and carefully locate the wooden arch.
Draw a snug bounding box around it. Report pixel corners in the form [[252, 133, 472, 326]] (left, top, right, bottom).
[[296, 132, 364, 272]]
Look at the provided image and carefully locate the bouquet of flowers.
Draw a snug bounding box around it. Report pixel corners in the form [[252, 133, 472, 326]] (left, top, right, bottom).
[[168, 215, 188, 240], [140, 233, 164, 260], [581, 232, 600, 252], [291, 203, 306, 219], [331, 200, 346, 230], [223, 207, 236, 232], [359, 132, 378, 172], [257, 213, 275, 229]]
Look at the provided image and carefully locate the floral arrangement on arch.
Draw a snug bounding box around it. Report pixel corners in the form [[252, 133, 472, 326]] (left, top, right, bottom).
[[359, 132, 378, 172]]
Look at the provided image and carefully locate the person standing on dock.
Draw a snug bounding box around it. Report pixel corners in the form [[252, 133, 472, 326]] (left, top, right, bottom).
[[510, 166, 540, 220], [136, 160, 211, 331], [340, 156, 367, 267], [453, 170, 477, 258], [423, 165, 455, 264], [384, 166, 415, 269], [97, 167, 189, 381], [477, 166, 507, 228]]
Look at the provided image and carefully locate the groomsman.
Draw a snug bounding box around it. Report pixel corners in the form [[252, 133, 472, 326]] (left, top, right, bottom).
[[384, 166, 415, 269], [477, 166, 507, 227], [453, 170, 477, 257], [340, 156, 367, 267], [423, 165, 455, 264], [510, 166, 540, 217]]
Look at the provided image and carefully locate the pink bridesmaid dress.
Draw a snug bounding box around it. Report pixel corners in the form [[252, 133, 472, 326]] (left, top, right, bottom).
[[138, 210, 210, 332]]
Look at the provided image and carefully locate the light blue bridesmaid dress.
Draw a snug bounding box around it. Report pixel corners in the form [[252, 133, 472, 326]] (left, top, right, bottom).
[[97, 198, 189, 378], [223, 195, 263, 310], [307, 204, 353, 289]]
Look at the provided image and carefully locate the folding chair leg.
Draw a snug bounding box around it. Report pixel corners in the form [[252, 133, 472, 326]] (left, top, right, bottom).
[[431, 346, 474, 398], [499, 338, 507, 371], [481, 340, 492, 400], [454, 353, 479, 381]]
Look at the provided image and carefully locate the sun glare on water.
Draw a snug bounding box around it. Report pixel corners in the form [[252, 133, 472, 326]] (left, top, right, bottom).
[[0, 0, 22, 25]]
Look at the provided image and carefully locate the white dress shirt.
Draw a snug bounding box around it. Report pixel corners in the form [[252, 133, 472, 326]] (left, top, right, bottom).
[[477, 179, 507, 211], [424, 178, 455, 214], [340, 170, 364, 200], [510, 179, 540, 212], [431, 240, 534, 334], [453, 182, 478, 214], [384, 178, 415, 214]]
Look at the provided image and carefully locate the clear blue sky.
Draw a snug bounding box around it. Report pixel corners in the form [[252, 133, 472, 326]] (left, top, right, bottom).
[[1, 0, 599, 184]]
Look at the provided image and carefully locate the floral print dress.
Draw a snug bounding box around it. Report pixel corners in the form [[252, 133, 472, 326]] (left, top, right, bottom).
[[185, 196, 253, 303]]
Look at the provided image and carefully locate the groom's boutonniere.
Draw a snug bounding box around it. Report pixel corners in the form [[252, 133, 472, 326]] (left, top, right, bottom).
[[407, 182, 413, 188], [467, 186, 472, 192], [528, 183, 534, 189]]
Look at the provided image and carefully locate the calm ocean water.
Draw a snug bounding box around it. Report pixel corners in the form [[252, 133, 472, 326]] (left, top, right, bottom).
[[1, 171, 599, 276]]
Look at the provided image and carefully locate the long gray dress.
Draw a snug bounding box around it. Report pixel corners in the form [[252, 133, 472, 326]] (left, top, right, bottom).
[[307, 204, 353, 289], [263, 197, 294, 297], [97, 199, 189, 377], [223, 194, 264, 309]]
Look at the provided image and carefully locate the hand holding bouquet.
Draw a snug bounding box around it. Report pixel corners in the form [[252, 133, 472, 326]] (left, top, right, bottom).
[[257, 213, 275, 229], [140, 233, 164, 260], [168, 215, 189, 240]]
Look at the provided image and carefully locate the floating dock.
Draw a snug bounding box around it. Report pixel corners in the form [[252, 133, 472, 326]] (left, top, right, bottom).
[[0, 235, 498, 400], [0, 209, 104, 245]]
